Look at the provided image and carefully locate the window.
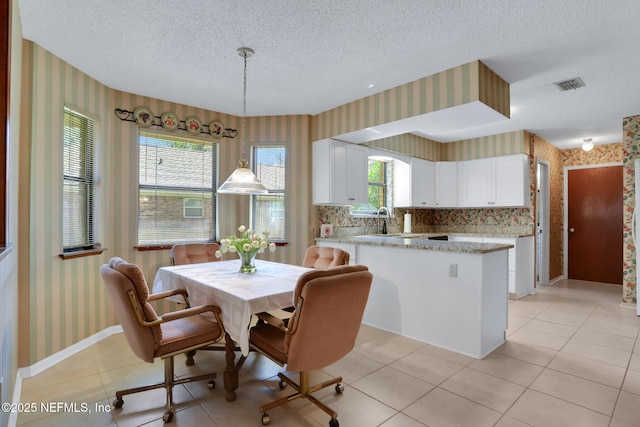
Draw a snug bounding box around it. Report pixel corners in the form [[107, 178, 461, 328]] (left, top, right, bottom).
[[252, 146, 285, 240], [63, 106, 99, 253], [138, 132, 216, 245], [183, 198, 204, 218], [352, 158, 391, 215]]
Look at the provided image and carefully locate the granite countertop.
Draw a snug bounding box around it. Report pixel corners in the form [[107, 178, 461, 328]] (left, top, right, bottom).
[[317, 233, 516, 254]]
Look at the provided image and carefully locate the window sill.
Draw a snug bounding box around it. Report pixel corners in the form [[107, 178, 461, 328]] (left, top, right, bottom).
[[135, 241, 289, 251], [59, 246, 106, 260], [135, 244, 175, 251], [0, 242, 15, 262]]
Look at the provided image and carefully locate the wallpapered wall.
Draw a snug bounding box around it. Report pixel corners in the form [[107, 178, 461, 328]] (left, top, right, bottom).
[[19, 42, 313, 364], [623, 116, 640, 303]]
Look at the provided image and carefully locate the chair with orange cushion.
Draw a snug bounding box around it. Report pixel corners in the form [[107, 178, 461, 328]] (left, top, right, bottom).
[[278, 245, 351, 314], [100, 257, 225, 423], [169, 243, 220, 266], [302, 245, 350, 268], [249, 265, 372, 427]]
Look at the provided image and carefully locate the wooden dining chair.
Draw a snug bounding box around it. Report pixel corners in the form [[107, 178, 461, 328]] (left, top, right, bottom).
[[249, 265, 372, 427]]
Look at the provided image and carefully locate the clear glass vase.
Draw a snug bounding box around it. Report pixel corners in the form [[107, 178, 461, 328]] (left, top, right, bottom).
[[238, 251, 258, 273]]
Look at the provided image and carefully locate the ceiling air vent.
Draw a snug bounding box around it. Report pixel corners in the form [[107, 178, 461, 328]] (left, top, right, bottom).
[[554, 77, 585, 91]]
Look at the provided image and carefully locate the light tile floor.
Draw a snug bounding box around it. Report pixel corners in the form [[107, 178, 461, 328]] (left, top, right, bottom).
[[15, 279, 640, 427]]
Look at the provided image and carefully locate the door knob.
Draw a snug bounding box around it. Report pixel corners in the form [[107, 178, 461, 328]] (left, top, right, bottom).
[[569, 228, 575, 233]]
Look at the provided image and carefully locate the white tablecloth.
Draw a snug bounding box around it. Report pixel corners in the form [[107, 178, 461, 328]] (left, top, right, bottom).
[[152, 259, 311, 355]]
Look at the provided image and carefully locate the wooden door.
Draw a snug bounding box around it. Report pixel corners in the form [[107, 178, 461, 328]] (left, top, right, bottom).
[[567, 166, 623, 284]]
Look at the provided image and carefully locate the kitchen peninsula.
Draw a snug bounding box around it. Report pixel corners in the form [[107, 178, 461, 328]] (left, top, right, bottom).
[[317, 234, 515, 359]]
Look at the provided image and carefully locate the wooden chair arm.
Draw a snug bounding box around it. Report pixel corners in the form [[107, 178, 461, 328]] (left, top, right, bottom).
[[127, 290, 224, 331], [148, 289, 190, 305], [256, 312, 288, 331]]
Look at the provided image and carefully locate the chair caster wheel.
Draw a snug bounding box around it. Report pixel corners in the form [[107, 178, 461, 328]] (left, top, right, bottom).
[[278, 380, 287, 390], [329, 418, 339, 427], [163, 410, 174, 423], [208, 379, 215, 389], [113, 398, 124, 409], [261, 413, 271, 425], [335, 383, 344, 394]]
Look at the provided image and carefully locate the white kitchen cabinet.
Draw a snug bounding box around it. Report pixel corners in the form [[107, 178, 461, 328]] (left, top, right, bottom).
[[435, 161, 458, 207], [393, 157, 435, 208], [449, 234, 534, 298], [312, 139, 368, 205], [459, 153, 529, 208]]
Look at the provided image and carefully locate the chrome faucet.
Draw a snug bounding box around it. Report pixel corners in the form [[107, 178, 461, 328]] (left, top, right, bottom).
[[377, 207, 390, 234]]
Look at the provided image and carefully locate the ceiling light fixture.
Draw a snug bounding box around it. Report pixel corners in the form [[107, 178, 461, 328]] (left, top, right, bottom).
[[581, 138, 594, 152], [217, 47, 268, 195]]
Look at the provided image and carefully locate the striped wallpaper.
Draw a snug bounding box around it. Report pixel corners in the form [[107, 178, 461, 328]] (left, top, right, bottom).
[[440, 130, 530, 160], [313, 60, 509, 141], [20, 42, 313, 364], [365, 133, 441, 161]]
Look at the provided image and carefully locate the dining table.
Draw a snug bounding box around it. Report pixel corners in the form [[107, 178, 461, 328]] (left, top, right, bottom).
[[152, 258, 312, 401]]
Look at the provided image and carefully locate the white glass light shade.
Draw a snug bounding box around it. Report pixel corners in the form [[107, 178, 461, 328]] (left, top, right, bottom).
[[581, 138, 594, 152], [217, 164, 268, 194]]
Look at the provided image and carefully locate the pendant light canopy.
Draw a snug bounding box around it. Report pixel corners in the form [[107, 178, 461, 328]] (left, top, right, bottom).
[[217, 47, 268, 195]]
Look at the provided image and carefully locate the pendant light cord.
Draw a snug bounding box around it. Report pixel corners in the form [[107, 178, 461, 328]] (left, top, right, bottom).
[[238, 47, 253, 166]]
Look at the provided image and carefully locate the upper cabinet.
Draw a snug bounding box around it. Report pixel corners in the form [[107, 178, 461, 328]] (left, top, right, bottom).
[[312, 139, 368, 205], [394, 157, 436, 208], [435, 161, 458, 207], [460, 153, 530, 208]]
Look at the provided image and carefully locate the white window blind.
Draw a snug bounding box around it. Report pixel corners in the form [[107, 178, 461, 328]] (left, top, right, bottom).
[[138, 132, 216, 244], [252, 146, 285, 240], [63, 106, 96, 252]]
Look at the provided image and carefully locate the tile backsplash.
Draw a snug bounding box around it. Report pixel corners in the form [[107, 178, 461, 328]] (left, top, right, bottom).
[[316, 205, 533, 237]]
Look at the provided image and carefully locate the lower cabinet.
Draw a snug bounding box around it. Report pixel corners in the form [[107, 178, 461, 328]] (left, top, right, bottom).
[[449, 235, 534, 298]]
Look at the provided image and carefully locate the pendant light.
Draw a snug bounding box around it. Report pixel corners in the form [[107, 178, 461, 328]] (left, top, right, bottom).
[[217, 47, 268, 195]]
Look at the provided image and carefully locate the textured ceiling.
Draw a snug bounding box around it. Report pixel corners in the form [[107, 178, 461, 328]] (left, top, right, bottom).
[[17, 0, 640, 149]]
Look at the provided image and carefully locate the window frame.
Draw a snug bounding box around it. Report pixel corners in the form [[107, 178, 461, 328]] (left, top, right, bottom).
[[136, 130, 217, 248], [251, 144, 286, 242], [183, 197, 205, 219], [351, 158, 391, 217], [59, 104, 104, 259]]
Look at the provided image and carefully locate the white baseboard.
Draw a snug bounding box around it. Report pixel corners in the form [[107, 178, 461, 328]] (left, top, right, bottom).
[[8, 325, 123, 427], [547, 275, 565, 286]]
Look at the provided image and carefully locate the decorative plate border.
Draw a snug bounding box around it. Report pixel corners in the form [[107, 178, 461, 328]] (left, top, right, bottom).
[[160, 112, 179, 131], [184, 116, 202, 134], [209, 120, 225, 138], [133, 106, 154, 127]]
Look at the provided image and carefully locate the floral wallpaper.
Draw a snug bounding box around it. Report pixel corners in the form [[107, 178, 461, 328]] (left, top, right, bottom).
[[562, 143, 623, 166], [532, 134, 564, 281], [623, 117, 640, 303]]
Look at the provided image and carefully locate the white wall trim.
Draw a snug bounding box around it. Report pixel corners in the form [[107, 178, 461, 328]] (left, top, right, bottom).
[[548, 275, 565, 286], [8, 325, 123, 427]]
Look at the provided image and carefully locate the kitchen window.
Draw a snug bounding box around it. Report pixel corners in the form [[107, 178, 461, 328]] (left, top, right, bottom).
[[252, 145, 285, 240], [62, 105, 101, 254], [352, 158, 391, 216], [138, 131, 216, 245]]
